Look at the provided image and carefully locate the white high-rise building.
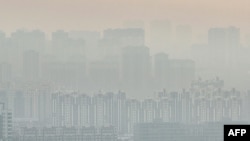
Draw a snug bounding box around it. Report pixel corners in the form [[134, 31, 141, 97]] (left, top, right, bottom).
[[23, 86, 52, 126], [126, 99, 141, 134], [0, 103, 12, 141], [52, 92, 92, 127], [141, 99, 157, 123]]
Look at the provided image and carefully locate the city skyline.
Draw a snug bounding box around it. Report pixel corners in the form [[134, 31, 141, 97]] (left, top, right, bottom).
[[1, 1, 250, 140]]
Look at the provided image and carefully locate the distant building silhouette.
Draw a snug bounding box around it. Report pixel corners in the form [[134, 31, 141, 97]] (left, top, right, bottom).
[[122, 46, 151, 89], [154, 52, 195, 90], [23, 50, 40, 81], [100, 28, 145, 57], [0, 63, 12, 83]]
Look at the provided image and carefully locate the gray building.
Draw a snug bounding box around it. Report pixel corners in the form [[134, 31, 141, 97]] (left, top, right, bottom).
[[23, 50, 40, 81], [122, 46, 151, 89], [154, 53, 195, 90]]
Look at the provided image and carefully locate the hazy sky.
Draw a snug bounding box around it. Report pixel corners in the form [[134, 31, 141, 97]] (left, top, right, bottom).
[[0, 0, 250, 34]]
